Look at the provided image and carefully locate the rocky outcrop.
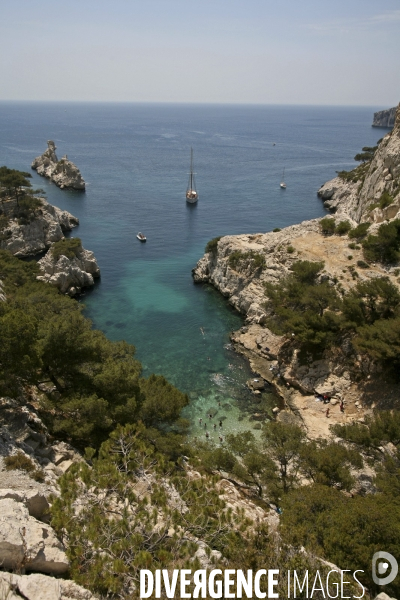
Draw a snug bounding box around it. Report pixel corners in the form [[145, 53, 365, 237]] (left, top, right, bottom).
[[0, 498, 68, 574], [0, 199, 78, 257], [37, 244, 100, 295], [318, 102, 400, 223], [0, 572, 98, 600], [32, 141, 85, 190], [372, 106, 396, 128], [0, 395, 97, 596]]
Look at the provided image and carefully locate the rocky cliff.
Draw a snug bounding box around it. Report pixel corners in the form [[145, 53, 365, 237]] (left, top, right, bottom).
[[372, 106, 397, 128], [31, 141, 85, 190], [193, 101, 400, 439], [318, 102, 400, 223], [37, 244, 100, 296], [0, 196, 100, 295], [0, 198, 78, 257], [0, 396, 98, 599]]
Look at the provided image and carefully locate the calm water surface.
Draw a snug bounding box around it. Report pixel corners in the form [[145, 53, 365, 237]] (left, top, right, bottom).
[[0, 102, 383, 438]]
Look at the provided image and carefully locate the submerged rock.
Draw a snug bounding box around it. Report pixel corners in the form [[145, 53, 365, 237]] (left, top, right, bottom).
[[31, 141, 85, 190]]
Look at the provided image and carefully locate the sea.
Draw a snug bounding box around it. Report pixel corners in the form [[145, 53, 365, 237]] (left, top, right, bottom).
[[0, 102, 384, 440]]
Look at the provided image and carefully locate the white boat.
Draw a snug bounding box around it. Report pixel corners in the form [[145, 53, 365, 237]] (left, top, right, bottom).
[[186, 148, 198, 203], [280, 168, 287, 189], [137, 232, 146, 242]]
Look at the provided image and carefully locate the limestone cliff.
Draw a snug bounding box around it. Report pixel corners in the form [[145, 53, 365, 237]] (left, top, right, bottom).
[[193, 102, 400, 437], [31, 141, 86, 190], [318, 102, 400, 223], [372, 106, 396, 128], [37, 243, 100, 296], [0, 396, 98, 599], [0, 198, 78, 256]]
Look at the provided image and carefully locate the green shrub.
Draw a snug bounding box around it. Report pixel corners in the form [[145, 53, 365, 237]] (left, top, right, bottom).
[[357, 260, 370, 269], [4, 451, 36, 472], [51, 237, 82, 260], [348, 222, 370, 239], [347, 255, 353, 260], [272, 227, 281, 232], [362, 219, 400, 264], [205, 236, 222, 254], [320, 217, 336, 235], [379, 190, 394, 209], [228, 250, 265, 272], [287, 245, 295, 253], [336, 220, 351, 235], [4, 451, 45, 481]]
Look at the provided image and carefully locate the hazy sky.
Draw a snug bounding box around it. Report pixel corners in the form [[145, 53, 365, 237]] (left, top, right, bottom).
[[1, 0, 399, 106]]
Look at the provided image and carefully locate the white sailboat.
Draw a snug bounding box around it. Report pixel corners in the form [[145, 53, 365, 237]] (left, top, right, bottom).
[[280, 168, 287, 189], [186, 148, 198, 203]]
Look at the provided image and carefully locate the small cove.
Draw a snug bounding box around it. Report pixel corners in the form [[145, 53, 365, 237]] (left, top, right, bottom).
[[0, 102, 382, 437]]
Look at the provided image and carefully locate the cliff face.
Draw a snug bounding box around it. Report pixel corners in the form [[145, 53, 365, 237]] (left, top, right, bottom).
[[372, 106, 397, 128], [0, 198, 100, 294], [31, 141, 86, 190], [193, 102, 400, 436], [0, 199, 78, 256], [318, 102, 400, 223], [37, 245, 100, 296]]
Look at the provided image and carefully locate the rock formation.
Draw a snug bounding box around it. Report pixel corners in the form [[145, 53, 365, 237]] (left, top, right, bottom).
[[372, 106, 396, 128], [31, 141, 85, 190], [0, 396, 98, 599], [0, 199, 78, 257], [37, 243, 100, 296], [318, 102, 400, 223], [193, 101, 400, 438], [0, 195, 100, 294], [0, 572, 98, 600]]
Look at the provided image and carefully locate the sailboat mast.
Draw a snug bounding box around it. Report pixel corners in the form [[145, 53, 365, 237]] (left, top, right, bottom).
[[190, 147, 194, 190]]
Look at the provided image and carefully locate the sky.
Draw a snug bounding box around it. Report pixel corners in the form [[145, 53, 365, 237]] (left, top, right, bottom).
[[1, 0, 399, 106]]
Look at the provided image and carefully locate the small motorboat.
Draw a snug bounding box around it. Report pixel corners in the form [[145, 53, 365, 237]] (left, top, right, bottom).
[[280, 167, 287, 189], [137, 232, 146, 242]]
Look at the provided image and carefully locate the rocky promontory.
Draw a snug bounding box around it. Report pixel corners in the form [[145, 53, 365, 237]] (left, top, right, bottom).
[[0, 195, 100, 295], [318, 103, 400, 222], [37, 241, 100, 296], [0, 198, 78, 257], [193, 101, 400, 439], [372, 106, 396, 128], [31, 141, 85, 190]]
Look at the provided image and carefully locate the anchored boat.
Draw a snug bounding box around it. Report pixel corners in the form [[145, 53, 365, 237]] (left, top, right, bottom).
[[280, 168, 287, 189], [137, 232, 146, 242], [186, 148, 198, 203]]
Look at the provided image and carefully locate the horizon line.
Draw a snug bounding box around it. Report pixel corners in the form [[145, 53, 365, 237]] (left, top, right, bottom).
[[0, 99, 396, 110]]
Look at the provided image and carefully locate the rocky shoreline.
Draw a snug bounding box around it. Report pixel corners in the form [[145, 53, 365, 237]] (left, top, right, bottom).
[[193, 102, 400, 440], [0, 196, 100, 296]]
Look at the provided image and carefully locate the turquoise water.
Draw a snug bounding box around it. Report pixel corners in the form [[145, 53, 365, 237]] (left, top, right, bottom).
[[0, 102, 383, 437]]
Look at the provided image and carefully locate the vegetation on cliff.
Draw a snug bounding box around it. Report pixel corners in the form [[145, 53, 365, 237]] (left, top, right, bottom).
[[0, 250, 188, 448], [263, 259, 400, 372]]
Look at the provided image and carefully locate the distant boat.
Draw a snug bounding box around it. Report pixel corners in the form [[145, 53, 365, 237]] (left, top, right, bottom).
[[280, 168, 287, 189], [186, 148, 198, 203], [137, 232, 146, 242]]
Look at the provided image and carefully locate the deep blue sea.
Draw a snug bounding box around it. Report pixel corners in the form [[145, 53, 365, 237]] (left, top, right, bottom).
[[0, 102, 383, 438]]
